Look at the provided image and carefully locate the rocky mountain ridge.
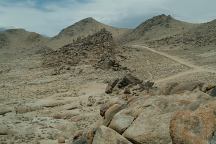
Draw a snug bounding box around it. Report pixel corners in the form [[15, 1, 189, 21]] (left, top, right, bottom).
[[43, 28, 123, 75], [148, 19, 216, 47], [121, 14, 197, 43]]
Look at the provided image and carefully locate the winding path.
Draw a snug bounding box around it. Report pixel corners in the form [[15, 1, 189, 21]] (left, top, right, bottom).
[[131, 45, 216, 83]]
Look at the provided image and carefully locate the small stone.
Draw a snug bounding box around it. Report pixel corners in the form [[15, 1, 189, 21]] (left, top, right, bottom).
[[0, 127, 8, 135], [100, 104, 110, 117], [124, 87, 131, 94], [73, 137, 88, 144], [0, 108, 12, 115], [58, 136, 65, 143], [73, 130, 83, 141], [105, 78, 119, 94], [87, 96, 96, 107], [209, 87, 216, 97]]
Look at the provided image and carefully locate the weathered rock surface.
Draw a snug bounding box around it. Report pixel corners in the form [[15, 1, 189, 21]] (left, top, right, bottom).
[[92, 126, 132, 144], [103, 91, 211, 144], [109, 110, 135, 134], [103, 103, 127, 126], [170, 100, 216, 144], [43, 29, 120, 72], [105, 78, 119, 94], [160, 81, 206, 95], [0, 106, 12, 115], [117, 74, 143, 88], [58, 136, 65, 143], [0, 125, 9, 135], [105, 73, 155, 95], [209, 87, 216, 97]]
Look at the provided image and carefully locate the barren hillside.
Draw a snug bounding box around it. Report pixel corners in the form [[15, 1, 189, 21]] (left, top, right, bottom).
[[148, 19, 216, 47], [0, 29, 48, 48], [121, 14, 197, 43], [47, 17, 131, 49]]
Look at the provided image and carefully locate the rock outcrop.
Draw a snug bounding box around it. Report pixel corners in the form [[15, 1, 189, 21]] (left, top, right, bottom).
[[105, 74, 155, 95], [43, 29, 123, 73], [92, 126, 132, 144], [170, 101, 216, 144], [74, 80, 216, 144]]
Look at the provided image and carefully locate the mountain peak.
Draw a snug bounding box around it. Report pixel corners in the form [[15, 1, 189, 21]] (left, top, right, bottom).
[[81, 17, 97, 22], [156, 14, 173, 19], [121, 14, 195, 43], [142, 14, 174, 26], [76, 17, 99, 25]]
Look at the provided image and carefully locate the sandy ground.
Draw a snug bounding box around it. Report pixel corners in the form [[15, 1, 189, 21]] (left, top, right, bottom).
[[0, 48, 126, 143]]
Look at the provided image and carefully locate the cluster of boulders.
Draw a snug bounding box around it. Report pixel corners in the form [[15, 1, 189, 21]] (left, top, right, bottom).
[[105, 74, 155, 96], [43, 28, 123, 74], [72, 78, 216, 144]]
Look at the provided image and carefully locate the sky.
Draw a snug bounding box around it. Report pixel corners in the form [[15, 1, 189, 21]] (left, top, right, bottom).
[[0, 0, 215, 36]]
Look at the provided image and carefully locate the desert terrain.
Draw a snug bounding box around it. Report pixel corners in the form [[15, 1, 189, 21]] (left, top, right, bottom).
[[0, 14, 216, 144]]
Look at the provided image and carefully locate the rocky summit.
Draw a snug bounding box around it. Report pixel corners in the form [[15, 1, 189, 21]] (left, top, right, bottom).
[[43, 28, 122, 74]]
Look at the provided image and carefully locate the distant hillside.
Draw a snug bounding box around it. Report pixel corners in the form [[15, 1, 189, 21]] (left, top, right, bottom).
[[0, 29, 49, 48], [148, 19, 216, 47], [121, 14, 197, 43], [47, 17, 131, 49], [0, 27, 6, 32]]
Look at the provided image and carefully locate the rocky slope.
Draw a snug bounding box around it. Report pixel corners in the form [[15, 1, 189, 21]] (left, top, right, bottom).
[[73, 76, 216, 144], [121, 14, 197, 43], [148, 19, 216, 47], [43, 29, 123, 74], [47, 17, 131, 49], [0, 29, 49, 63]]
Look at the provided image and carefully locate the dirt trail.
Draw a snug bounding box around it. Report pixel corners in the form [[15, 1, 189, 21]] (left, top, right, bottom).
[[131, 45, 216, 83]]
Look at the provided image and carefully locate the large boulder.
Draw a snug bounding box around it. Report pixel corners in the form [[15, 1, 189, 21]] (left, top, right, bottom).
[[103, 103, 127, 126], [170, 101, 216, 144], [160, 81, 206, 95], [73, 129, 95, 144], [109, 109, 135, 134], [92, 126, 132, 144], [117, 74, 142, 89], [105, 74, 155, 95], [120, 91, 211, 144], [76, 81, 216, 144], [123, 107, 172, 144]]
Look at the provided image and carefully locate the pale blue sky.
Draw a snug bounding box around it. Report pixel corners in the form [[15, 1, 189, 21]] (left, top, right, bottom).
[[0, 0, 215, 36]]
